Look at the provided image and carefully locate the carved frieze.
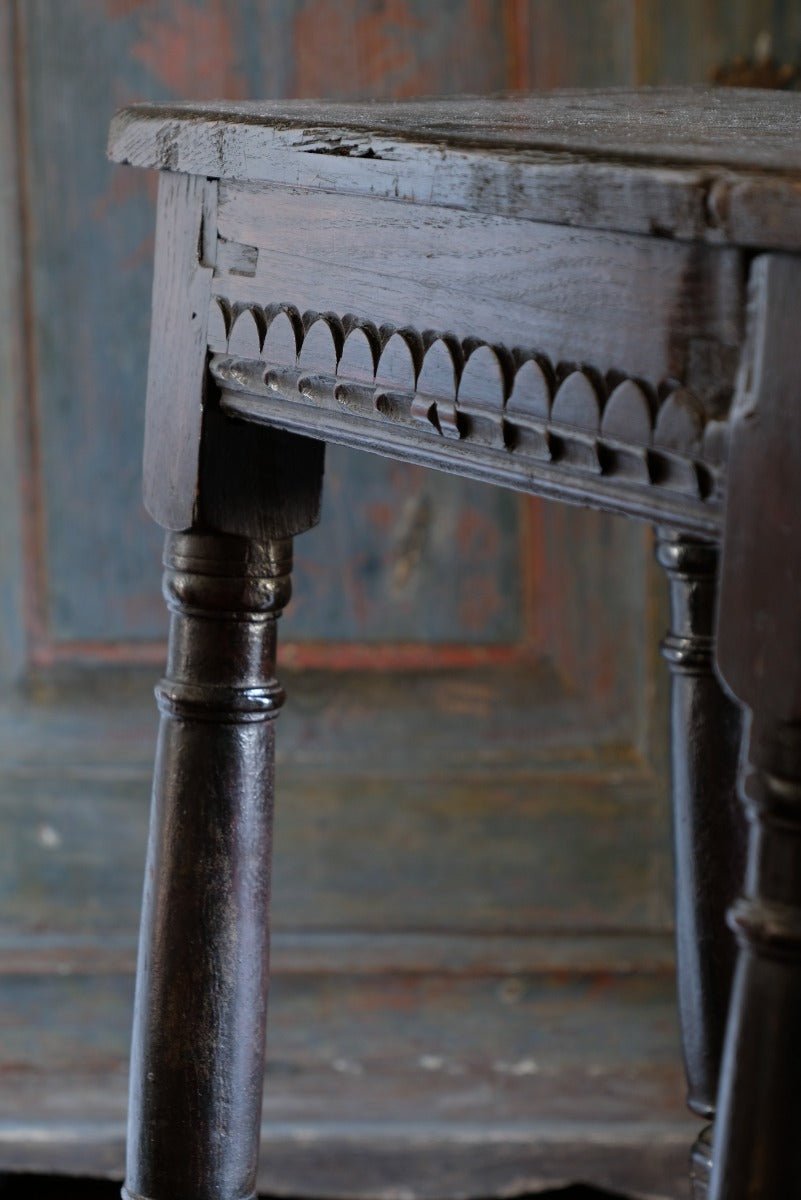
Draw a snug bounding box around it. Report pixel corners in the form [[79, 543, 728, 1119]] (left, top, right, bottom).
[[207, 297, 728, 532]]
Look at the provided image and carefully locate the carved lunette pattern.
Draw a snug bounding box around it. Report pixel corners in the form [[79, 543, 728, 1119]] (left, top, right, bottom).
[[207, 298, 727, 511]]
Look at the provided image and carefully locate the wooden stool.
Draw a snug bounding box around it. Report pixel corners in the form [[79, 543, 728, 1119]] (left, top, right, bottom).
[[108, 90, 801, 1199]]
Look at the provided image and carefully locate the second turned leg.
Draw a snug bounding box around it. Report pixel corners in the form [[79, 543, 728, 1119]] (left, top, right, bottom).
[[124, 530, 293, 1200], [656, 531, 745, 1198], [708, 726, 801, 1198]]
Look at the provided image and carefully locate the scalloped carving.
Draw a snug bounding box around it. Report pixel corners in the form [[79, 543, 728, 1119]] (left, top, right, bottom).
[[376, 331, 418, 391], [416, 337, 461, 439], [339, 325, 378, 382], [417, 336, 460, 396], [210, 297, 723, 507], [228, 303, 265, 358], [552, 371, 602, 432], [507, 357, 552, 423], [602, 380, 654, 446], [459, 345, 507, 414], [263, 308, 300, 364], [298, 316, 339, 374], [654, 388, 706, 453], [208, 297, 232, 349]]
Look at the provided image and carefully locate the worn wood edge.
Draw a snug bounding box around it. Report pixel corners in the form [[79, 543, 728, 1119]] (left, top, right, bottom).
[[217, 380, 721, 539], [141, 173, 213, 531], [106, 89, 801, 165], [108, 93, 801, 249], [0, 930, 676, 978], [0, 3, 28, 684]]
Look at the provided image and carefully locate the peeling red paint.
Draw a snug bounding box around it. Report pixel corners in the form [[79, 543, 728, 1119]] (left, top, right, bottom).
[[520, 496, 546, 651], [34, 638, 529, 672], [291, 0, 432, 99], [367, 501, 395, 534], [131, 0, 248, 98], [101, 0, 157, 18], [279, 641, 528, 671], [458, 577, 504, 635], [502, 0, 530, 91], [456, 507, 501, 559]]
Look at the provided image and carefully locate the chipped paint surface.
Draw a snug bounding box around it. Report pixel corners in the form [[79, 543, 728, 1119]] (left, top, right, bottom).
[[131, 1, 249, 97]]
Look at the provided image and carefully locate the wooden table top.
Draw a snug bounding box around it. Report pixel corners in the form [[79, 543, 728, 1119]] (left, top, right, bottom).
[[108, 88, 801, 172], [113, 88, 799, 537], [108, 89, 801, 250]]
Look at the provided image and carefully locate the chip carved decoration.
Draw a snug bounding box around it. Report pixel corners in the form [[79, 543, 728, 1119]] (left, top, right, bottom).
[[207, 297, 727, 511]]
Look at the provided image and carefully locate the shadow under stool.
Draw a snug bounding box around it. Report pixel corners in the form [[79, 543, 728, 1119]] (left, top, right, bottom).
[[107, 88, 801, 1200]]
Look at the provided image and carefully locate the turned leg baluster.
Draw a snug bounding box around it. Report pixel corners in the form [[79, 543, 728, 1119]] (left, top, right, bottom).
[[709, 728, 801, 1198], [656, 531, 745, 1197], [120, 161, 325, 1200], [124, 530, 292, 1200]]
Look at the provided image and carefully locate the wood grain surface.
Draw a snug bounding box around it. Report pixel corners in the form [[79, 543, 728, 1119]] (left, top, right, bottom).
[[109, 88, 801, 172], [213, 181, 744, 382], [109, 89, 801, 253]]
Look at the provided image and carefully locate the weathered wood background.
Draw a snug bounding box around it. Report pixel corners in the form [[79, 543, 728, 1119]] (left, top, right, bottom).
[[1, 2, 799, 1196]]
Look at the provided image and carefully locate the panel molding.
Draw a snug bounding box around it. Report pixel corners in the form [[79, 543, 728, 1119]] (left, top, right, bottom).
[[0, 1, 28, 684]]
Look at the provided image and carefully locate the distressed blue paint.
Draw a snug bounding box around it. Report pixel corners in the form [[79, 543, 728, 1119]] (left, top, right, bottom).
[[0, 2, 27, 682], [19, 0, 518, 646]]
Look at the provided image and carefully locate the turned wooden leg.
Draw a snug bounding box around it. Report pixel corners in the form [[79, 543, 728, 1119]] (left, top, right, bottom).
[[656, 531, 745, 1198], [708, 724, 801, 1198], [711, 253, 801, 1197], [124, 530, 292, 1200]]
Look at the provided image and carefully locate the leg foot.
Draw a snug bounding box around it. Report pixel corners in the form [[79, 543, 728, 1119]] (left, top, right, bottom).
[[690, 1125, 714, 1198]]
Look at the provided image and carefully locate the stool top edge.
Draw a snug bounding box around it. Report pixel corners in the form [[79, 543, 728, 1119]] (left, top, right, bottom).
[[108, 88, 801, 176]]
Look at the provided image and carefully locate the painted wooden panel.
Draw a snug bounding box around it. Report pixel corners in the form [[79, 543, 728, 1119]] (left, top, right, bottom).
[[0, 650, 672, 958], [286, 448, 522, 642], [18, 0, 167, 646], [518, 0, 636, 90], [0, 3, 27, 684], [0, 766, 672, 948], [16, 0, 517, 648], [0, 661, 646, 779], [282, 0, 510, 99], [0, 971, 693, 1198], [636, 0, 801, 85]]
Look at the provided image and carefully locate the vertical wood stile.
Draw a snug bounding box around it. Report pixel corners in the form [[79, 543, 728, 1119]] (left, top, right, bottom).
[[713, 252, 801, 1198]]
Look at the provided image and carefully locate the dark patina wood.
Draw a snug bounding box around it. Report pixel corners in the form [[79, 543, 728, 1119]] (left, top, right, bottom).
[[712, 253, 801, 1199], [124, 167, 325, 1199], [655, 532, 745, 1196], [126, 529, 311, 1200], [106, 91, 801, 1199]]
